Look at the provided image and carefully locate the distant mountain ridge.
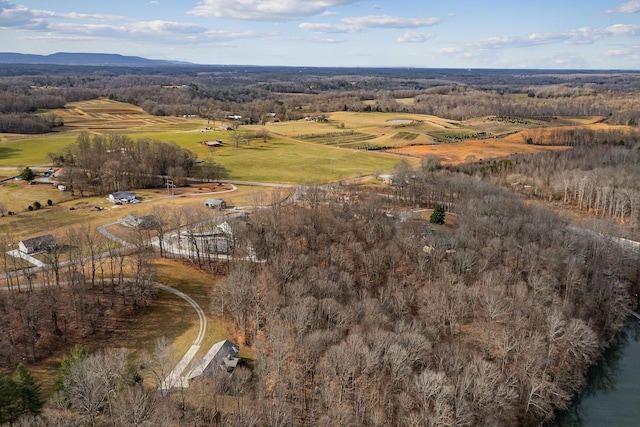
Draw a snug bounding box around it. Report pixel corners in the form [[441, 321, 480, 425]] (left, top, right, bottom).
[[0, 52, 191, 67]]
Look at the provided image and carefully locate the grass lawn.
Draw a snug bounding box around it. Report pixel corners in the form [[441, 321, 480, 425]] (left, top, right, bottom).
[[0, 184, 289, 241]]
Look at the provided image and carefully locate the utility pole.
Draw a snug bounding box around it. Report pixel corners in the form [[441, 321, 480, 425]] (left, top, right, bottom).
[[166, 179, 174, 198]]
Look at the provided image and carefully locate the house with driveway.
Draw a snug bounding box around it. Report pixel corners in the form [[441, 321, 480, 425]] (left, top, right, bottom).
[[187, 340, 240, 380], [109, 191, 138, 204], [18, 234, 55, 254], [204, 198, 226, 209]]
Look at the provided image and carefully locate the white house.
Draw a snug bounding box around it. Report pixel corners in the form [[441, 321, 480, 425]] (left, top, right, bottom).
[[204, 198, 226, 209], [122, 215, 156, 229], [109, 191, 137, 204], [19, 234, 55, 254]]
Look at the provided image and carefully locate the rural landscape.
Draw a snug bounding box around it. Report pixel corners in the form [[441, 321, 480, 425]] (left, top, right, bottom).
[[0, 60, 639, 427]]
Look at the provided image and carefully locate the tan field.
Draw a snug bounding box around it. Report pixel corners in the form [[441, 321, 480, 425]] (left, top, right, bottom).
[[56, 98, 201, 131]]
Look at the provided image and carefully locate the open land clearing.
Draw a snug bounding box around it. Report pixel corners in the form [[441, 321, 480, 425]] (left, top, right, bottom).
[[0, 182, 289, 239], [0, 99, 612, 183]]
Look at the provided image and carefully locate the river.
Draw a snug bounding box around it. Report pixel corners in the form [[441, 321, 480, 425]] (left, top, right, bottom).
[[553, 318, 640, 426]]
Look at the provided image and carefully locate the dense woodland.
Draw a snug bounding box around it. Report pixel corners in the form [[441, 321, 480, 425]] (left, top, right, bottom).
[[1, 64, 640, 426]]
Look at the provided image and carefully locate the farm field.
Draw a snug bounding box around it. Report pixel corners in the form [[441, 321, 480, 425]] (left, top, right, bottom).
[[0, 99, 614, 182], [0, 99, 407, 183]]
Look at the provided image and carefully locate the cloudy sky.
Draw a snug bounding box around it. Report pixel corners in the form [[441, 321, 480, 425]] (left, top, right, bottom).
[[0, 0, 639, 69]]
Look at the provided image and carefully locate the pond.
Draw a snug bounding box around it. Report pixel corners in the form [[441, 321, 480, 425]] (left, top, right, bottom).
[[387, 119, 413, 124], [552, 318, 640, 426]]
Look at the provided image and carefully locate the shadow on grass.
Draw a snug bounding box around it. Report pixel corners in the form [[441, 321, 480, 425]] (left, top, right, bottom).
[[0, 146, 21, 159]]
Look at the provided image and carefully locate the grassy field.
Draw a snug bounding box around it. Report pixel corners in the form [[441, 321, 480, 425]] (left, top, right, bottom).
[[0, 99, 409, 183], [0, 183, 290, 238]]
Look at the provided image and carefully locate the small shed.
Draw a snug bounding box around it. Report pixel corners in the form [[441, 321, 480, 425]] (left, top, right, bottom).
[[205, 198, 226, 209], [19, 234, 55, 254]]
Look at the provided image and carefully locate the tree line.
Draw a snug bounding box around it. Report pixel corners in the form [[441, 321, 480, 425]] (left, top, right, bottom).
[[1, 66, 638, 133], [453, 134, 640, 231], [52, 133, 200, 196]]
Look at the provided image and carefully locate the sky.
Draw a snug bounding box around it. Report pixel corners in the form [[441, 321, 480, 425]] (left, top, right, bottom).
[[0, 0, 639, 69]]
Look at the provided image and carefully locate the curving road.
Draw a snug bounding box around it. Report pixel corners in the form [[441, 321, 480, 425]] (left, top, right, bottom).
[[152, 282, 206, 391]]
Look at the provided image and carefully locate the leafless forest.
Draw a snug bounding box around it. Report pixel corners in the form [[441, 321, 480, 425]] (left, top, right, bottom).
[[1, 65, 639, 426]]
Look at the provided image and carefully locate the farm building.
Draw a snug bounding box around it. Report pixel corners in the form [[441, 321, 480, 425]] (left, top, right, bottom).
[[109, 191, 137, 204], [19, 234, 55, 254], [187, 340, 240, 379], [201, 140, 222, 147], [205, 198, 226, 209]]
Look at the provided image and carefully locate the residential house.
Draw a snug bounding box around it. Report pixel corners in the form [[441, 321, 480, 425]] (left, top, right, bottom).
[[208, 236, 234, 254], [187, 340, 240, 380], [122, 215, 157, 229], [204, 198, 226, 209], [19, 234, 55, 254], [109, 191, 137, 204]]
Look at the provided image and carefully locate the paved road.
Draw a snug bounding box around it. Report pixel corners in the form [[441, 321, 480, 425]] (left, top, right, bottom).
[[153, 282, 207, 391]]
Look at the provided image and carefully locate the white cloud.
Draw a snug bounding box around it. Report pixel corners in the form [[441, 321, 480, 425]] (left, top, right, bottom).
[[604, 49, 627, 56], [0, 1, 267, 46], [342, 15, 439, 29], [300, 14, 440, 34], [607, 0, 640, 13], [397, 32, 434, 43], [188, 0, 361, 21], [0, 1, 124, 30], [299, 22, 353, 33], [468, 24, 640, 51], [605, 23, 640, 35]]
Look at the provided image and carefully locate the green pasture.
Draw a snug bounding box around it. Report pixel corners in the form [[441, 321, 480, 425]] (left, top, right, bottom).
[[0, 129, 405, 185], [0, 133, 77, 166]]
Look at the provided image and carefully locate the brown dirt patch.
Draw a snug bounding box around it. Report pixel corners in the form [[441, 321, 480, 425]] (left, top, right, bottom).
[[391, 122, 625, 164], [391, 137, 568, 164]]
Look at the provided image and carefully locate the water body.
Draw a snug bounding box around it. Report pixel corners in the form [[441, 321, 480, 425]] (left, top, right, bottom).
[[387, 119, 413, 124], [553, 319, 640, 427]]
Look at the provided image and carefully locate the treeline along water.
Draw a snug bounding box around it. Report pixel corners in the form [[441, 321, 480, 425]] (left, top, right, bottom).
[[553, 318, 640, 426]]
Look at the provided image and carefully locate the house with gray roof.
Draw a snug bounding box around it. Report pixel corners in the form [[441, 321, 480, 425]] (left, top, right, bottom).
[[18, 234, 55, 254], [204, 198, 226, 209], [187, 340, 240, 380], [109, 191, 137, 204]]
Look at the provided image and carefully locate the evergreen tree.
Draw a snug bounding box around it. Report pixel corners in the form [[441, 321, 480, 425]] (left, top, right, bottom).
[[53, 345, 88, 406], [13, 364, 44, 416], [0, 372, 19, 424], [20, 166, 35, 181], [430, 204, 446, 225]]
